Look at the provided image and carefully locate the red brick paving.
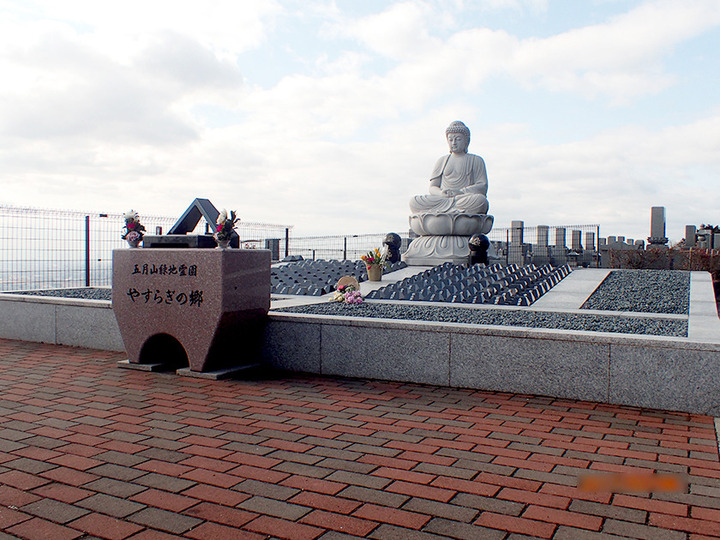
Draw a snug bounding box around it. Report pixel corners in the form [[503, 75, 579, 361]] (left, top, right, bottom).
[[0, 338, 719, 539]]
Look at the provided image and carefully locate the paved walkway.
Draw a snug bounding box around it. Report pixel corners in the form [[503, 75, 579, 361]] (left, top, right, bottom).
[[0, 339, 719, 540]]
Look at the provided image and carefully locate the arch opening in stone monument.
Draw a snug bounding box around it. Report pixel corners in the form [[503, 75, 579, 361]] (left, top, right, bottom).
[[139, 333, 189, 369], [404, 120, 494, 265]]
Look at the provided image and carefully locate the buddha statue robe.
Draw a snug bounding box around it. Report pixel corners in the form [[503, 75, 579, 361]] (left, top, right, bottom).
[[410, 152, 489, 215]]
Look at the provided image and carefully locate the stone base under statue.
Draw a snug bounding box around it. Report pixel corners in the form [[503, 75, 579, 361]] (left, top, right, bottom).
[[403, 235, 474, 266], [403, 213, 494, 266], [409, 213, 493, 237]]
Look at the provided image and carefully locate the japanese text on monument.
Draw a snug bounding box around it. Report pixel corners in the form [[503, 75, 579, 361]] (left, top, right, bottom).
[[126, 288, 203, 307], [131, 263, 198, 277]]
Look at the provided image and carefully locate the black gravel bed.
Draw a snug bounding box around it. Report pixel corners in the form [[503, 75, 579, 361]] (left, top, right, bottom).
[[7, 288, 112, 301], [272, 259, 408, 296], [275, 302, 687, 337], [7, 268, 693, 337], [581, 269, 690, 314]]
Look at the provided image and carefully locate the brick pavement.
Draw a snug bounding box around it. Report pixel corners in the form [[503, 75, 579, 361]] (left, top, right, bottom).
[[0, 337, 718, 539]]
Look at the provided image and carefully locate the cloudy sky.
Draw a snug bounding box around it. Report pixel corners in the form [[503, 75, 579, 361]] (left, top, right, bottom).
[[1, 0, 719, 241]]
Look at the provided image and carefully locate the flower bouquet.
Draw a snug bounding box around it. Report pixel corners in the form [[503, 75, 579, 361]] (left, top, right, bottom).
[[215, 209, 240, 248], [121, 210, 146, 247], [332, 283, 363, 304], [361, 246, 388, 281]]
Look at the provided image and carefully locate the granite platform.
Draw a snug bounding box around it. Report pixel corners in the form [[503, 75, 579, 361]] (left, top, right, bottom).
[[1, 268, 719, 414], [266, 269, 720, 415]]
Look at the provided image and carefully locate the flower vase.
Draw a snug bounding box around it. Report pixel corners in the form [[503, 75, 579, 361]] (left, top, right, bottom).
[[366, 264, 383, 282], [216, 237, 231, 250], [126, 238, 141, 248]]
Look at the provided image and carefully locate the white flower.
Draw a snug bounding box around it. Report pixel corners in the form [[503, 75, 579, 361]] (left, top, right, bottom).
[[217, 208, 228, 225], [124, 209, 138, 222]]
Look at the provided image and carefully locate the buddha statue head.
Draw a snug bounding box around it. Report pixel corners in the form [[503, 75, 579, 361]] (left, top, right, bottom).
[[445, 121, 470, 154]]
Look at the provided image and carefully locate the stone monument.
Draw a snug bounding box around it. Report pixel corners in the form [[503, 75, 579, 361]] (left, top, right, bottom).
[[112, 248, 270, 375], [648, 206, 669, 248], [507, 220, 525, 266], [534, 225, 551, 265], [685, 225, 697, 248], [403, 121, 494, 265], [142, 198, 239, 248]]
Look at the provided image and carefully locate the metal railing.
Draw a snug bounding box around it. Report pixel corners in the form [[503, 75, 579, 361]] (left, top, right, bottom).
[[280, 234, 410, 262], [0, 205, 290, 292], [488, 224, 601, 266], [0, 204, 601, 291], [487, 224, 600, 250]]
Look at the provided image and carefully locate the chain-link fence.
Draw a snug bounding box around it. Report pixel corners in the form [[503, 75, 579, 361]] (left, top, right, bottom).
[[0, 204, 601, 291], [487, 224, 600, 250], [488, 224, 601, 266], [280, 234, 410, 262], [0, 205, 290, 292]]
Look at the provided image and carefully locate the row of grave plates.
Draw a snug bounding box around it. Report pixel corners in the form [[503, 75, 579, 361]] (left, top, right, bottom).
[[273, 259, 571, 306], [271, 259, 408, 296], [364, 262, 572, 305]]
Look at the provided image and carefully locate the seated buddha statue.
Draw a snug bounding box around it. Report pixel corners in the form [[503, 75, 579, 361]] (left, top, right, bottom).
[[410, 120, 489, 215]]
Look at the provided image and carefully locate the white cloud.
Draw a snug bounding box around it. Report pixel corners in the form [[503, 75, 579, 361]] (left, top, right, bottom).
[[484, 113, 720, 239], [427, 0, 548, 15], [0, 6, 247, 144], [346, 2, 439, 60], [5, 0, 715, 147], [136, 31, 243, 91], [505, 0, 720, 101], [339, 0, 720, 103], [0, 32, 198, 143], [12, 0, 283, 61], [1, 0, 719, 245]]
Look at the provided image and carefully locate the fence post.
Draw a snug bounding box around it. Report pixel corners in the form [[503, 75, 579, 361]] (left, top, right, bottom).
[[505, 229, 509, 266], [343, 237, 347, 261], [285, 228, 289, 258], [596, 225, 600, 268], [84, 215, 90, 287]]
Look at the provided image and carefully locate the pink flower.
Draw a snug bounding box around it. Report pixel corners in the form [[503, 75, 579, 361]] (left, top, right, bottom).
[[343, 291, 363, 304]]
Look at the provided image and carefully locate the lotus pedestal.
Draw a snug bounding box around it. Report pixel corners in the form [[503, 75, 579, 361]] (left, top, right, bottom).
[[403, 213, 494, 266]]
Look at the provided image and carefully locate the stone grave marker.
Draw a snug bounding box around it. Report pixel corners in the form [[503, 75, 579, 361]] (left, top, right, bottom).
[[112, 248, 270, 375]]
